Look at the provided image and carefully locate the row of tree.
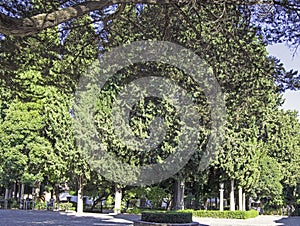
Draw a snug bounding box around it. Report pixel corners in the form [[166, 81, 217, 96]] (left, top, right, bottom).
[[0, 2, 299, 212]]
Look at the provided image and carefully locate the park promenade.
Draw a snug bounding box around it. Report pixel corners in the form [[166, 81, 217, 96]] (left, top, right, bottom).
[[0, 210, 299, 226]]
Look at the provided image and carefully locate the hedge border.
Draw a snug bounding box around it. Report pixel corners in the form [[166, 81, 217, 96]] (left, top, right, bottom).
[[178, 209, 258, 219], [141, 212, 193, 223]]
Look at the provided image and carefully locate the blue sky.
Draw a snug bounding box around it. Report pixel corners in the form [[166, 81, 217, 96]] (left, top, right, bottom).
[[266, 44, 300, 120]]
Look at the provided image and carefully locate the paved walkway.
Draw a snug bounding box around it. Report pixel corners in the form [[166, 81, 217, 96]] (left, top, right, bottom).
[[0, 210, 139, 226], [0, 210, 299, 226]]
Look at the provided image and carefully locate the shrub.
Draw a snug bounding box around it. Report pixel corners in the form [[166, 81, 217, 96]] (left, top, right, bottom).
[[8, 199, 19, 209], [141, 211, 192, 223], [262, 208, 281, 215], [179, 209, 258, 219], [126, 207, 142, 214], [35, 201, 46, 210], [59, 202, 73, 211]]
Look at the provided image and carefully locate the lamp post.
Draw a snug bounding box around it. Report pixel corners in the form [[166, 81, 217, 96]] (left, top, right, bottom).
[[219, 182, 224, 211]]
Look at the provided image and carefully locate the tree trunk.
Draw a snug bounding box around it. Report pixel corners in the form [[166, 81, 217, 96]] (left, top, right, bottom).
[[13, 182, 17, 200], [173, 178, 185, 210], [19, 183, 24, 209], [55, 186, 60, 211], [4, 188, 9, 209], [114, 185, 122, 214], [248, 197, 253, 210], [242, 192, 246, 211], [203, 197, 208, 210], [216, 197, 218, 209], [33, 182, 40, 200], [238, 187, 243, 211], [194, 181, 201, 210], [230, 179, 235, 211], [91, 198, 99, 211], [77, 175, 84, 213], [39, 183, 45, 198]]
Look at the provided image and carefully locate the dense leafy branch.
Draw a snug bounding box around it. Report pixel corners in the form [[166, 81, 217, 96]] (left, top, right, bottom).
[[0, 0, 298, 37]]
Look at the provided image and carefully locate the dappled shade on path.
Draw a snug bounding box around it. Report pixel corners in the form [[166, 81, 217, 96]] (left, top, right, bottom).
[[0, 210, 140, 226]]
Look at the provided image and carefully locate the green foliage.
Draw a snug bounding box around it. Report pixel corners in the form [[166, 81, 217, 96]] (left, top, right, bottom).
[[263, 110, 300, 186], [83, 171, 114, 210], [124, 186, 168, 209], [126, 207, 142, 214], [0, 98, 50, 186], [179, 209, 259, 219], [262, 208, 282, 216], [0, 15, 98, 193], [141, 211, 192, 223], [0, 0, 299, 211], [35, 201, 47, 210], [7, 199, 18, 209], [253, 155, 283, 206], [104, 195, 114, 208], [59, 202, 74, 211]]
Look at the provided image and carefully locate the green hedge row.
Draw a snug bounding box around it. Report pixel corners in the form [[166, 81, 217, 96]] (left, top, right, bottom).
[[141, 212, 193, 223], [179, 209, 258, 219]]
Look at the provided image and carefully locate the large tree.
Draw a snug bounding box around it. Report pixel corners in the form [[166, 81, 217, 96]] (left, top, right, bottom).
[[77, 3, 289, 210], [1, 0, 299, 212], [0, 10, 97, 209]]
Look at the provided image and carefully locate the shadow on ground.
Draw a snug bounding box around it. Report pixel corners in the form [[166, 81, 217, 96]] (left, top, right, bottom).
[[0, 210, 140, 226], [275, 216, 300, 226]]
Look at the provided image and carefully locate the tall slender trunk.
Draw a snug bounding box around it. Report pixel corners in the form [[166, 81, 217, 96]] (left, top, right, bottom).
[[55, 186, 60, 211], [114, 185, 122, 214], [4, 188, 9, 209], [39, 183, 45, 198], [13, 182, 17, 200], [77, 175, 84, 213], [248, 197, 252, 210], [230, 179, 235, 211], [34, 182, 40, 200], [242, 192, 246, 211], [215, 197, 218, 209], [173, 178, 185, 210], [194, 181, 201, 210], [19, 183, 25, 209], [238, 187, 243, 211]]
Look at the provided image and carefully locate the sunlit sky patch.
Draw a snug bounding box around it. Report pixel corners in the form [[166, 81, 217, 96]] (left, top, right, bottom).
[[267, 43, 300, 120]]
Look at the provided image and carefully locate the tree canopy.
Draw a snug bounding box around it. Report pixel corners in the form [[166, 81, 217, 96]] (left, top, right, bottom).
[[0, 1, 298, 42], [0, 0, 299, 89], [0, 0, 299, 212]]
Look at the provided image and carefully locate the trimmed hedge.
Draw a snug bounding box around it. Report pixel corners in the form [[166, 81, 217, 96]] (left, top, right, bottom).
[[179, 209, 258, 219], [141, 212, 193, 223]]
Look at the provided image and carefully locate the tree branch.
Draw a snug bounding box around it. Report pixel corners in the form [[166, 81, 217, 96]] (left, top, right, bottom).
[[0, 0, 178, 36], [0, 0, 297, 37]]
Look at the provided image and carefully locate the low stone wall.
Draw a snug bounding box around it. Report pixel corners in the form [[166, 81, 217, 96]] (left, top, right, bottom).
[[134, 221, 199, 226]]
